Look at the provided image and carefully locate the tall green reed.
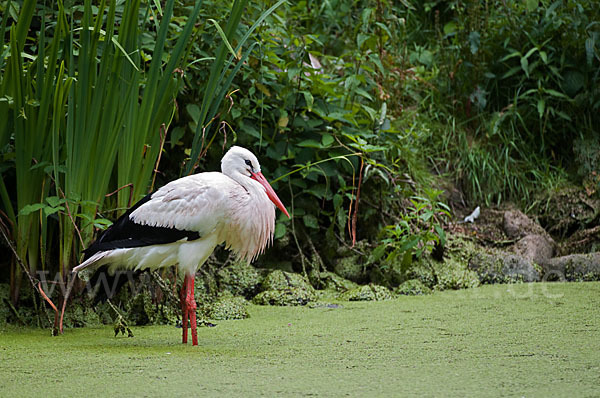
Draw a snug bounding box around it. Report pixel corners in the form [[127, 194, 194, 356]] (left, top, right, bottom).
[[0, 0, 203, 302]]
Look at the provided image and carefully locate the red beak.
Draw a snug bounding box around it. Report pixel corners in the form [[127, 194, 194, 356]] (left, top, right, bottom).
[[251, 171, 290, 218]]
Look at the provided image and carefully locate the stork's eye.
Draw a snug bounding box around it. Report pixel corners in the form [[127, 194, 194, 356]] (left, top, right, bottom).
[[245, 159, 252, 167]]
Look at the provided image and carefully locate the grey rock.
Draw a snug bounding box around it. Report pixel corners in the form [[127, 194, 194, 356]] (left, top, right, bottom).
[[511, 234, 554, 264], [541, 252, 600, 281], [503, 210, 549, 240], [469, 252, 541, 283]]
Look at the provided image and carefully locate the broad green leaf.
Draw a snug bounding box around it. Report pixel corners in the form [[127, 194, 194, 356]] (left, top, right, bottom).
[[43, 206, 64, 217], [186, 103, 200, 124], [357, 33, 370, 49], [255, 82, 271, 97], [278, 115, 289, 128], [302, 91, 314, 112], [18, 203, 46, 216], [303, 214, 319, 229], [537, 98, 545, 118], [556, 110, 572, 121], [380, 118, 391, 131], [93, 218, 113, 230], [545, 89, 568, 99], [321, 134, 334, 147], [45, 196, 66, 208], [298, 139, 322, 148], [400, 250, 413, 270], [520, 57, 529, 77], [274, 222, 286, 239], [563, 70, 584, 97], [369, 244, 387, 263], [434, 225, 446, 246], [524, 47, 538, 59], [399, 237, 420, 252], [499, 51, 522, 63], [355, 88, 373, 101], [443, 21, 457, 36], [333, 194, 343, 209]]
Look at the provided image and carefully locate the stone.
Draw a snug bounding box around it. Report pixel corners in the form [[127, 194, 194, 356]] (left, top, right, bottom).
[[541, 252, 600, 281], [468, 252, 541, 283], [503, 210, 549, 240], [511, 234, 554, 264]]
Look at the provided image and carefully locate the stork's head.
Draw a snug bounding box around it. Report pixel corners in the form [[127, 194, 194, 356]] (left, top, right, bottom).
[[222, 146, 290, 218]]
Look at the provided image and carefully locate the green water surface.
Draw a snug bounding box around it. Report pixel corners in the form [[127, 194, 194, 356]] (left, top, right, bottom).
[[1, 283, 599, 397]]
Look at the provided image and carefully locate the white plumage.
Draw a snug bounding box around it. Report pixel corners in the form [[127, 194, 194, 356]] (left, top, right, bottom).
[[73, 146, 289, 345]]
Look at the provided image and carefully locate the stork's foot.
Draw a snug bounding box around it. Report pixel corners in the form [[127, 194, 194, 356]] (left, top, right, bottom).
[[180, 274, 198, 346]]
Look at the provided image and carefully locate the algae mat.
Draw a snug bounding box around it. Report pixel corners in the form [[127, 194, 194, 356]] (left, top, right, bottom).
[[1, 283, 599, 397]]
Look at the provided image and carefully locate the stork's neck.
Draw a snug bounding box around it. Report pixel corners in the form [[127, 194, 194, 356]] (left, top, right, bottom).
[[223, 172, 276, 262], [225, 170, 257, 192]]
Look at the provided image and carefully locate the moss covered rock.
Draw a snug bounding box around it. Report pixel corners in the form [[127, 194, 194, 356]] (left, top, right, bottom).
[[252, 270, 316, 306], [216, 260, 261, 298], [253, 288, 315, 306], [468, 253, 541, 284], [408, 258, 480, 290], [541, 252, 600, 281], [395, 279, 432, 296], [332, 240, 370, 283], [333, 257, 368, 283], [203, 296, 249, 320], [309, 270, 358, 292], [338, 284, 392, 301], [259, 270, 314, 292]]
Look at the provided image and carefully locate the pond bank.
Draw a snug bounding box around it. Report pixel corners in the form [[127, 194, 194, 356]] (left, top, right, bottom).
[[1, 282, 599, 397]]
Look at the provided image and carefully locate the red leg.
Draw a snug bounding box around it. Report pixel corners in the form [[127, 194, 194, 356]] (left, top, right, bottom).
[[180, 277, 188, 344], [186, 275, 198, 346]]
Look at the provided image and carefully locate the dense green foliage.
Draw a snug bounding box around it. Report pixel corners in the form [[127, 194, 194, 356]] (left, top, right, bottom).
[[424, 0, 600, 203], [0, 0, 598, 304]]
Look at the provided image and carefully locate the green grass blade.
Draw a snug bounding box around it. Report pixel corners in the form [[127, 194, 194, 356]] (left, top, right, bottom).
[[14, 0, 36, 53], [208, 18, 239, 59]]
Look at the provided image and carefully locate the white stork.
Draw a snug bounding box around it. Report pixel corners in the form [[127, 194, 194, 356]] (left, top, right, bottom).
[[73, 146, 289, 345]]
